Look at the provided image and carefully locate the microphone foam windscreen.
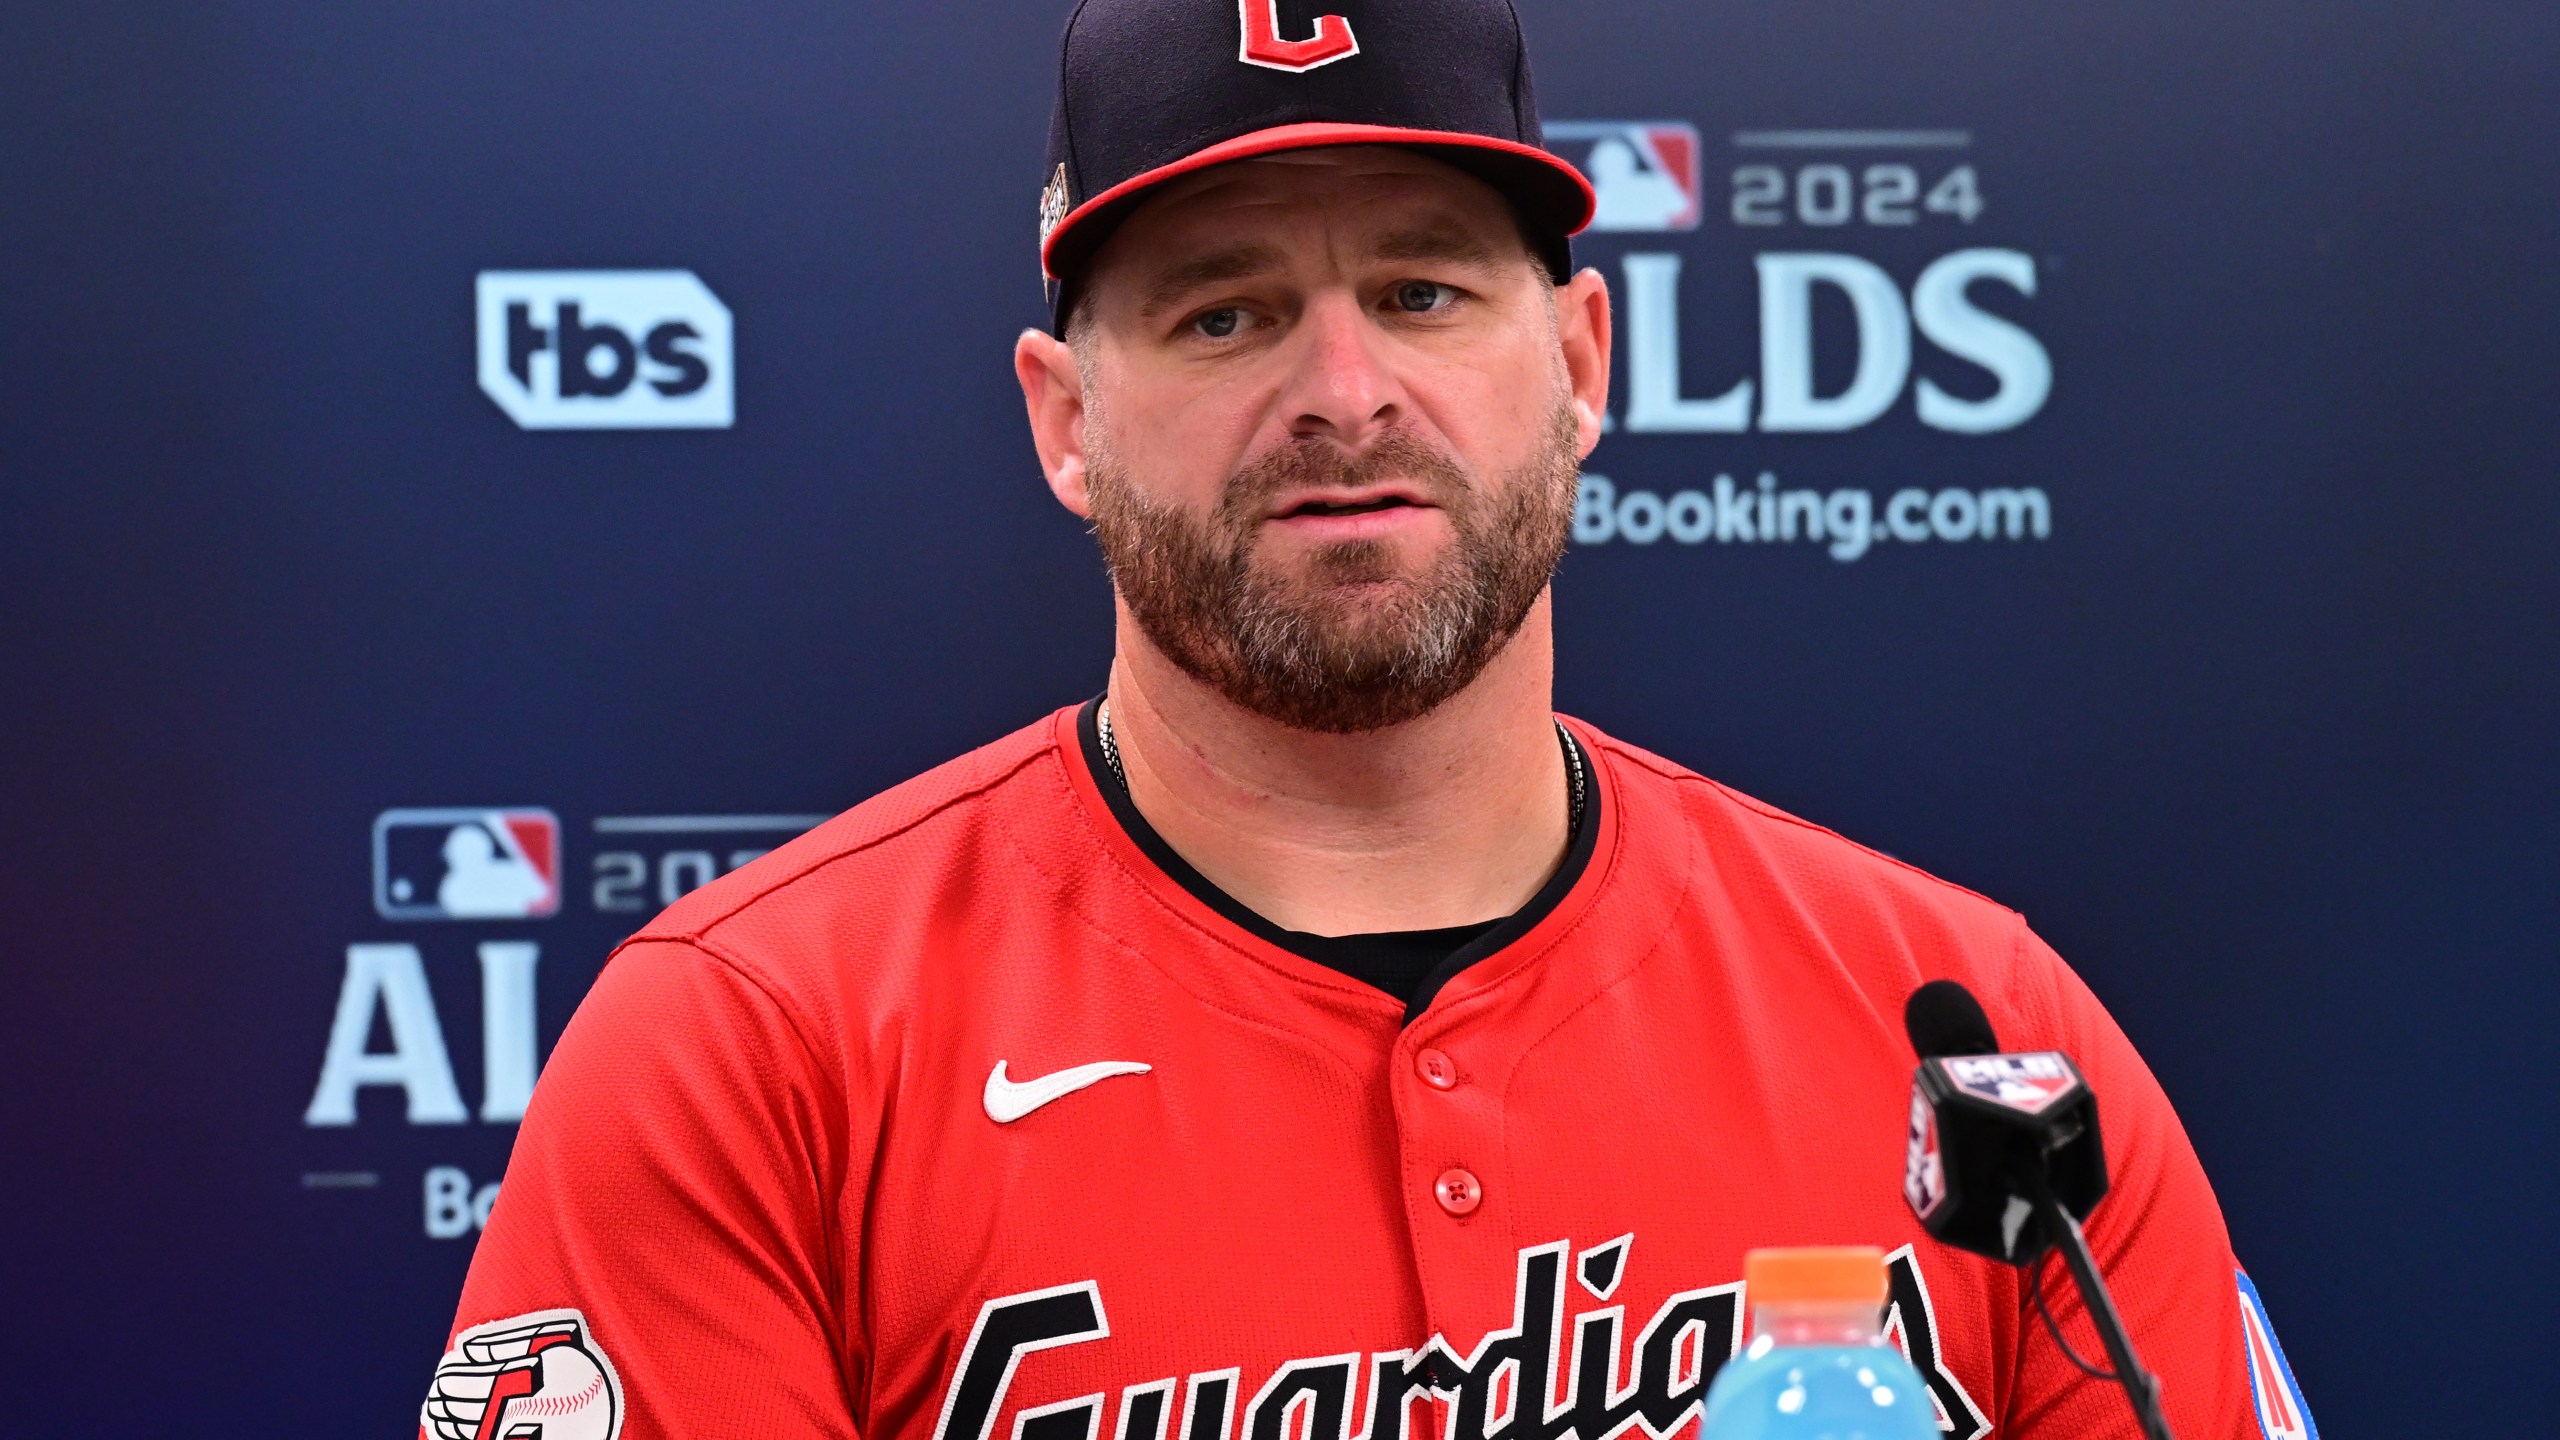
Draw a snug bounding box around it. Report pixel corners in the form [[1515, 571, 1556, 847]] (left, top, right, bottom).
[[1905, 979, 2001, 1059]]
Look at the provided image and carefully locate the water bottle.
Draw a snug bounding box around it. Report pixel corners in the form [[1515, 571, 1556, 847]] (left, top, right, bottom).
[[1701, 1248, 1939, 1440]]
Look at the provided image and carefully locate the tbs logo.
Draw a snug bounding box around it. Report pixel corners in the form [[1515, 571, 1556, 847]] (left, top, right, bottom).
[[1546, 122, 1701, 232], [374, 808, 561, 921], [476, 270, 733, 429]]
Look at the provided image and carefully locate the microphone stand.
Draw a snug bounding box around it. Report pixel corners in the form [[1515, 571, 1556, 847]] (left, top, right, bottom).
[[2024, 1167, 2177, 1440]]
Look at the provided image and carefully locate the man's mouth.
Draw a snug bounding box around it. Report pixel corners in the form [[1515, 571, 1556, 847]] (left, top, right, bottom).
[[1283, 495, 1418, 518], [1271, 484, 1439, 524]]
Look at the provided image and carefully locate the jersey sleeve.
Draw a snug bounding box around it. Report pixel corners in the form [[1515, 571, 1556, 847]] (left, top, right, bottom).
[[1996, 920, 2280, 1440], [425, 938, 861, 1440]]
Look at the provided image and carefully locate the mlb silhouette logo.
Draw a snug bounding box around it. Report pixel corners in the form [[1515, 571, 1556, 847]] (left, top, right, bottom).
[[1545, 121, 1702, 232], [1942, 1052, 2082, 1115], [1901, 1087, 1946, 1218], [374, 808, 561, 921]]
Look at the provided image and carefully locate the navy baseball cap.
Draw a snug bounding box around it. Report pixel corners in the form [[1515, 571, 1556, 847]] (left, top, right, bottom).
[[1038, 0, 1596, 332]]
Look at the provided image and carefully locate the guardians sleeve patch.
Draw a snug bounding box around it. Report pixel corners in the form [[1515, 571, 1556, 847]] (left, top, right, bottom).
[[423, 1308, 624, 1440]]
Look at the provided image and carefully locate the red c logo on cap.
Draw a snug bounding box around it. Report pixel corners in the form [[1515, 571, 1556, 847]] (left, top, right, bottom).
[[1238, 0, 1359, 73]]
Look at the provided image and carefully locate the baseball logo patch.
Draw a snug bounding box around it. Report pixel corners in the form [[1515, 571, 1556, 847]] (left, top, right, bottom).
[[2235, 1272, 2316, 1440], [423, 1309, 623, 1440], [1039, 164, 1072, 261], [1941, 1052, 2080, 1115]]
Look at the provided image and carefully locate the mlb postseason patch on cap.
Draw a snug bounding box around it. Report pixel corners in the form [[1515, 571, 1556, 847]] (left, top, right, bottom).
[[1038, 163, 1073, 261]]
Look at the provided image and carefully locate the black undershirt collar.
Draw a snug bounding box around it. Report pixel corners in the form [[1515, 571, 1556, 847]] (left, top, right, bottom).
[[1075, 697, 1601, 1021]]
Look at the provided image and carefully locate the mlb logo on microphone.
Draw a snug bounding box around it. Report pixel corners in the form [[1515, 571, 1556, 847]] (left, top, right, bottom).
[[1545, 121, 1701, 232], [374, 808, 562, 921], [1943, 1052, 2081, 1115], [476, 270, 733, 429], [1901, 1088, 1947, 1218]]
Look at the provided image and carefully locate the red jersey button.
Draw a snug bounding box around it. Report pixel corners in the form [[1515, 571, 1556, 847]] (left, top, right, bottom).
[[1416, 1048, 1459, 1090], [1433, 1168, 1482, 1216]]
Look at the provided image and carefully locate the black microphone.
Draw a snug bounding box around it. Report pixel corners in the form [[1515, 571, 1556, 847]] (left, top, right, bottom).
[[1904, 978, 2000, 1061], [1900, 980, 2176, 1440]]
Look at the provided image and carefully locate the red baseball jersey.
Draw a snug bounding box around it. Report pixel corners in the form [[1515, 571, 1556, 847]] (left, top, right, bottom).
[[428, 707, 2314, 1440]]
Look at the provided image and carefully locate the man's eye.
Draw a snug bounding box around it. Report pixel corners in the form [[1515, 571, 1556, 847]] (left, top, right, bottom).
[[1194, 308, 1245, 339], [1393, 281, 1454, 314]]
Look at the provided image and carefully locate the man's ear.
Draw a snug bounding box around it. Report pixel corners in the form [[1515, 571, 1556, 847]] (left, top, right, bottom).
[[1015, 326, 1091, 517], [1554, 267, 1613, 461]]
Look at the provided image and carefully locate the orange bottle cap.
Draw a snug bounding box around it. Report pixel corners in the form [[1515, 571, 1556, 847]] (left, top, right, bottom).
[[1743, 1247, 1890, 1305]]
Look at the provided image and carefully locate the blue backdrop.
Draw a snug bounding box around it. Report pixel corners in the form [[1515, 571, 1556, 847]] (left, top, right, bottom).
[[5, 0, 2554, 1433]]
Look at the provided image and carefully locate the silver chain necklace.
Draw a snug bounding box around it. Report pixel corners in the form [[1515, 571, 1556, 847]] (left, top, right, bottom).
[[1097, 699, 1587, 830]]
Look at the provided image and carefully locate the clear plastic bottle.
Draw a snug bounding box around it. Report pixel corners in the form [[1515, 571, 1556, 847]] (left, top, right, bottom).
[[1701, 1248, 1939, 1440]]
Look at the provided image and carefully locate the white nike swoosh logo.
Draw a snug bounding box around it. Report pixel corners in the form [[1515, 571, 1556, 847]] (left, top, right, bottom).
[[983, 1059, 1153, 1124]]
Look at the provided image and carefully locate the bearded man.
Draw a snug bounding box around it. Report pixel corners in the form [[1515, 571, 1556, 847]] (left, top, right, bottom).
[[426, 2, 2300, 1438]]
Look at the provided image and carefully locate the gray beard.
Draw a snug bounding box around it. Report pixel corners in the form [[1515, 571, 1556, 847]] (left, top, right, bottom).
[[1086, 405, 1581, 734]]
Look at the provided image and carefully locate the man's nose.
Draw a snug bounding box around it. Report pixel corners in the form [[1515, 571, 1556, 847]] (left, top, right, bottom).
[[1278, 291, 1403, 448]]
